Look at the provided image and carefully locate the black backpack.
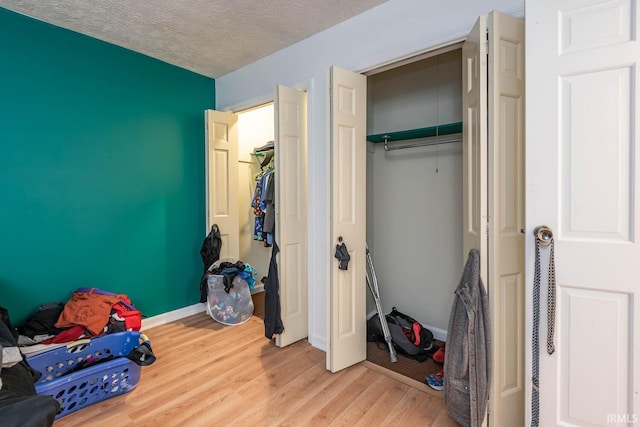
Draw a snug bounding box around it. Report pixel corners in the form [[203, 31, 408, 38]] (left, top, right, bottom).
[[367, 307, 434, 362], [199, 224, 222, 303]]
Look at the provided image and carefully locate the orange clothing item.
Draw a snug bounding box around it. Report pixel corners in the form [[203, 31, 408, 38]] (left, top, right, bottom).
[[55, 290, 121, 335]]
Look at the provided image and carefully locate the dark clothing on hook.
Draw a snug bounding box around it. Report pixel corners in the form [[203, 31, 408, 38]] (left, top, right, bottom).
[[335, 243, 350, 270], [199, 225, 222, 303], [264, 241, 284, 339]]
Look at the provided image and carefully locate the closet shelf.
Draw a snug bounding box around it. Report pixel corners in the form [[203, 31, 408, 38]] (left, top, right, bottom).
[[367, 122, 462, 143]]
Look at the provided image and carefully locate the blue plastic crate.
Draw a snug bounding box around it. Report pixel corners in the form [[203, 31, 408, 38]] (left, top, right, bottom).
[[26, 332, 145, 419], [27, 331, 142, 385], [36, 357, 140, 418]]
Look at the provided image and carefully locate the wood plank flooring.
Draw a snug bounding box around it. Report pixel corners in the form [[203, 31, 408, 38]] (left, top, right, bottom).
[[54, 313, 457, 426]]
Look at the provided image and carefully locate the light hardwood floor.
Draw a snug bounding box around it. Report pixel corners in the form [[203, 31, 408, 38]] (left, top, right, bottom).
[[54, 313, 457, 426]]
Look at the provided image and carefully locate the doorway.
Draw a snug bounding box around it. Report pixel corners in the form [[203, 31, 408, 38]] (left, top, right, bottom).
[[205, 85, 309, 347], [322, 11, 524, 427], [237, 103, 274, 291], [364, 49, 463, 385]]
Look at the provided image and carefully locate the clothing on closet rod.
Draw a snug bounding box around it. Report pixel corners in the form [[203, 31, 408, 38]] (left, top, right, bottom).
[[262, 172, 275, 236], [251, 147, 275, 247]]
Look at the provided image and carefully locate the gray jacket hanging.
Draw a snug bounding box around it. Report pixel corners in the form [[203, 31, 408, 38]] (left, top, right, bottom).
[[444, 249, 492, 427]]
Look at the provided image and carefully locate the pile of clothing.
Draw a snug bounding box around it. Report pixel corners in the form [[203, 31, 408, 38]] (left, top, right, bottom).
[[0, 307, 59, 426], [205, 260, 257, 326], [18, 288, 141, 357]]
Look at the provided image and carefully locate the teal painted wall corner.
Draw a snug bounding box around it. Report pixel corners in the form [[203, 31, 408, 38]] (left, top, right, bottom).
[[0, 7, 215, 325]]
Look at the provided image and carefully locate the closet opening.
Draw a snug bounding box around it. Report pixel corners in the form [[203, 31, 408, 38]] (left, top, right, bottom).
[[206, 86, 309, 347], [237, 103, 275, 318], [364, 48, 463, 387]]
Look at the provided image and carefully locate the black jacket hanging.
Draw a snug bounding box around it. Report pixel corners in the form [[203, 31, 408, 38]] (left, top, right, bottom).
[[264, 241, 284, 338], [199, 224, 222, 303]]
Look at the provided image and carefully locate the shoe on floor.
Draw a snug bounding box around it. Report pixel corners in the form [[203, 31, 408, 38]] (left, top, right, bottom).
[[432, 346, 445, 365], [425, 370, 444, 391]]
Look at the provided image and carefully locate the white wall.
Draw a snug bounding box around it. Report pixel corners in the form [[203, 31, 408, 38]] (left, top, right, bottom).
[[216, 0, 524, 351], [367, 50, 462, 134]]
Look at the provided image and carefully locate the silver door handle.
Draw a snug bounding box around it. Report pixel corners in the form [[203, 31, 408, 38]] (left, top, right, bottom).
[[534, 225, 554, 247]]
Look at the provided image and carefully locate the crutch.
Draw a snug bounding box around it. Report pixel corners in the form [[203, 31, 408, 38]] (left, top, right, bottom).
[[366, 244, 397, 363]]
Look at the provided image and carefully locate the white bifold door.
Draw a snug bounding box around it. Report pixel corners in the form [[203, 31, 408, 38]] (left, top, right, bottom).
[[463, 11, 525, 427], [328, 65, 368, 373], [205, 109, 240, 260], [526, 1, 640, 426], [274, 85, 308, 348], [205, 85, 308, 348]]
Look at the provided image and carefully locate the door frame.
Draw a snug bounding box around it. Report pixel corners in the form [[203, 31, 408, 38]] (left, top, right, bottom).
[[331, 18, 525, 424], [211, 80, 318, 346]]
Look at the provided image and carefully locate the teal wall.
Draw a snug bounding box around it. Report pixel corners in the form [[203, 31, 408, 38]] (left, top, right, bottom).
[[0, 8, 215, 325]]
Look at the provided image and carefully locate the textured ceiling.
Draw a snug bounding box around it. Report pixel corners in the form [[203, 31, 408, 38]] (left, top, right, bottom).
[[0, 0, 387, 78]]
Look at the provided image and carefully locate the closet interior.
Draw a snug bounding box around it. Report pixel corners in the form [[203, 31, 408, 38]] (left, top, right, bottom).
[[365, 48, 463, 382], [237, 103, 276, 316]]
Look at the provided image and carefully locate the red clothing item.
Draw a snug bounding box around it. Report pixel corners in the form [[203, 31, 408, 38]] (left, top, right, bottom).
[[55, 290, 121, 335], [40, 325, 86, 344]]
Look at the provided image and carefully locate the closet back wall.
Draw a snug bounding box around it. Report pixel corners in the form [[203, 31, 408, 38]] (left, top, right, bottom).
[[0, 8, 214, 324], [366, 51, 462, 333]]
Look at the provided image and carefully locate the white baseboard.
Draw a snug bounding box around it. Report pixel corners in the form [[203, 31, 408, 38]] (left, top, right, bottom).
[[309, 333, 327, 352], [427, 325, 447, 343], [366, 310, 447, 343], [251, 283, 265, 295], [141, 303, 205, 331]]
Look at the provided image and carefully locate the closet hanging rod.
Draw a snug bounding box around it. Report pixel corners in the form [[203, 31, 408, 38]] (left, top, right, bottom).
[[383, 136, 462, 152]]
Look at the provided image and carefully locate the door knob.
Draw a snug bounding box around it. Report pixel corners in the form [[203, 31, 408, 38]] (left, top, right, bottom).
[[534, 225, 554, 247]]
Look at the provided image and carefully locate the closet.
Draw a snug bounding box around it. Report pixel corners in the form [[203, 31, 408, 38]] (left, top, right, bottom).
[[237, 104, 275, 288], [365, 48, 463, 345], [204, 85, 308, 348], [340, 11, 525, 426]]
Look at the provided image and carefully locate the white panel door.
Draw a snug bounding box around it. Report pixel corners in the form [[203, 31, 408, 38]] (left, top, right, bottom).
[[328, 65, 367, 373], [462, 15, 488, 281], [526, 1, 639, 426], [274, 84, 308, 348], [487, 11, 525, 427], [205, 109, 239, 260]]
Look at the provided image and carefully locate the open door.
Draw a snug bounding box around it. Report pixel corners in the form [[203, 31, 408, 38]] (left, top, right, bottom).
[[462, 15, 488, 280], [205, 110, 239, 260], [486, 11, 525, 427], [327, 66, 367, 373], [274, 84, 309, 348], [463, 12, 526, 425], [527, 1, 639, 425]]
